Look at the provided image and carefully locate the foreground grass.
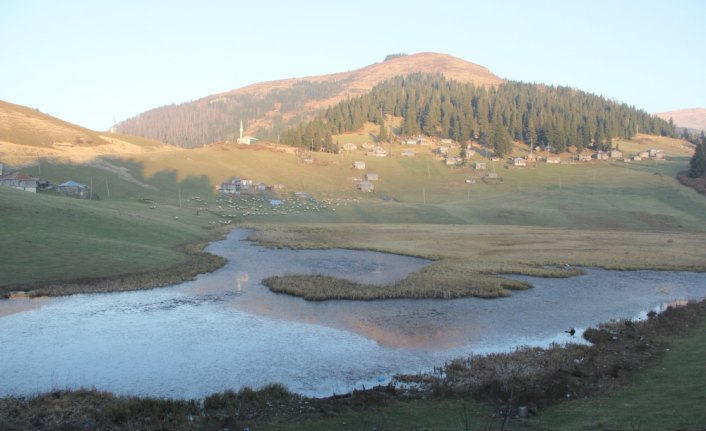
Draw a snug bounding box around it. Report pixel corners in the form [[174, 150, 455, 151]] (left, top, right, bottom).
[[531, 317, 706, 430]]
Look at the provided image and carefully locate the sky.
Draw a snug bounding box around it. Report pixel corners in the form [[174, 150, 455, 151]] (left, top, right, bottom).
[[1, 0, 705, 131]]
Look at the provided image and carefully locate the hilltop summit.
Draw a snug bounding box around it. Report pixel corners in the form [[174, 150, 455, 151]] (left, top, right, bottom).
[[116, 53, 503, 148]]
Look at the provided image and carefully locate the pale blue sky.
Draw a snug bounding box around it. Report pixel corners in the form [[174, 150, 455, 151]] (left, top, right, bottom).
[[1, 0, 704, 131]]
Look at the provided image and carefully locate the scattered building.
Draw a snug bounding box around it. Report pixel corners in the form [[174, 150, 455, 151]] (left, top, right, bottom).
[[546, 155, 561, 164], [352, 161, 366, 170], [401, 150, 416, 157], [341, 142, 357, 151], [361, 142, 375, 150], [578, 153, 592, 162], [474, 162, 487, 170], [638, 151, 650, 159], [609, 149, 623, 159], [364, 172, 379, 182], [632, 155, 643, 161], [434, 146, 449, 155], [367, 146, 388, 157], [404, 139, 418, 145], [594, 151, 609, 160], [526, 153, 537, 162], [56, 180, 89, 198], [650, 149, 666, 160], [446, 156, 461, 166], [440, 138, 454, 145], [357, 181, 374, 192], [513, 157, 527, 167]]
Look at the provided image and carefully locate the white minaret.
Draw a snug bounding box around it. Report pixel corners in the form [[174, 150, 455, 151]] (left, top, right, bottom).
[[239, 120, 243, 143]]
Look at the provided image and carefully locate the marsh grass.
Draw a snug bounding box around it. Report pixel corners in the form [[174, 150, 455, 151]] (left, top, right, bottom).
[[263, 262, 534, 300], [250, 222, 706, 300]]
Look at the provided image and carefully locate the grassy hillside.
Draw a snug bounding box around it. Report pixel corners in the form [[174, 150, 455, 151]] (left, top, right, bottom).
[[0, 185, 224, 294]]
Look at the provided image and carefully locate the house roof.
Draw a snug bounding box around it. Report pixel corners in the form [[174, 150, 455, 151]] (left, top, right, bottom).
[[0, 172, 38, 181], [58, 181, 87, 188]]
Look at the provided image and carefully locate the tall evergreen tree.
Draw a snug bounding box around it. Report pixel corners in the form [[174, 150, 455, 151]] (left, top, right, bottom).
[[689, 140, 706, 178]]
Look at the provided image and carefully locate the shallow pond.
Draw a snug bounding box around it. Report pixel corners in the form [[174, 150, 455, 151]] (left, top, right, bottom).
[[1, 229, 705, 399]]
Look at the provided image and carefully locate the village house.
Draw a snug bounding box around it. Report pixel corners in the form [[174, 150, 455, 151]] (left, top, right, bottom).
[[367, 146, 388, 157], [56, 180, 89, 198], [474, 161, 487, 170], [357, 181, 374, 192], [513, 157, 527, 167], [609, 149, 623, 159], [578, 153, 593, 162], [434, 146, 449, 155], [594, 151, 609, 160], [638, 151, 650, 159], [0, 171, 39, 193], [546, 155, 561, 164], [525, 153, 537, 162], [649, 148, 666, 160], [352, 161, 366, 170], [364, 172, 379, 182], [632, 155, 643, 161], [446, 156, 461, 166], [401, 150, 416, 157]]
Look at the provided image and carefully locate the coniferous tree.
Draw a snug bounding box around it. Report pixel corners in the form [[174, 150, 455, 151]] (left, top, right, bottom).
[[490, 114, 512, 158], [689, 140, 706, 178]]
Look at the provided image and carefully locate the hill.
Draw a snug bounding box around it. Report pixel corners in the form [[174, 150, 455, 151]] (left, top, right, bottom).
[[0, 99, 171, 167], [115, 53, 503, 148], [657, 107, 706, 132]]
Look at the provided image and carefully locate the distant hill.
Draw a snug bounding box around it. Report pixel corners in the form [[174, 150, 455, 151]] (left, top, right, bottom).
[[657, 108, 706, 132], [115, 52, 503, 148], [0, 100, 170, 166]]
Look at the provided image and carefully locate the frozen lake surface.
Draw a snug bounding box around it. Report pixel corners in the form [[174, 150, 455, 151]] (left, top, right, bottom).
[[1, 229, 705, 399]]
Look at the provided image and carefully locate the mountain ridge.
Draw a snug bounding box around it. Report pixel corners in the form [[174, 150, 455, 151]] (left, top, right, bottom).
[[116, 53, 503, 148]]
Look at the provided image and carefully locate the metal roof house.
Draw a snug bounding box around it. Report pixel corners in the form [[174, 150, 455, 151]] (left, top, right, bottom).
[[56, 180, 89, 198]]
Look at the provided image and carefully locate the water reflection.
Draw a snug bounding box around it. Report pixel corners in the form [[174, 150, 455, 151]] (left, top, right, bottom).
[[1, 229, 705, 399]]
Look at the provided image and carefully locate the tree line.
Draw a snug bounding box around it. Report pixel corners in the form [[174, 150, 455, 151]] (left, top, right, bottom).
[[280, 74, 676, 157]]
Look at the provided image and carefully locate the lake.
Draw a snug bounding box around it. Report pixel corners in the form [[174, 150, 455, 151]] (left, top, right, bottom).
[[1, 229, 704, 399]]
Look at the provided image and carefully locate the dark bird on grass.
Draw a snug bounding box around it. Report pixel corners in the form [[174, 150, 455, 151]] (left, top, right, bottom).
[[565, 328, 576, 336]]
